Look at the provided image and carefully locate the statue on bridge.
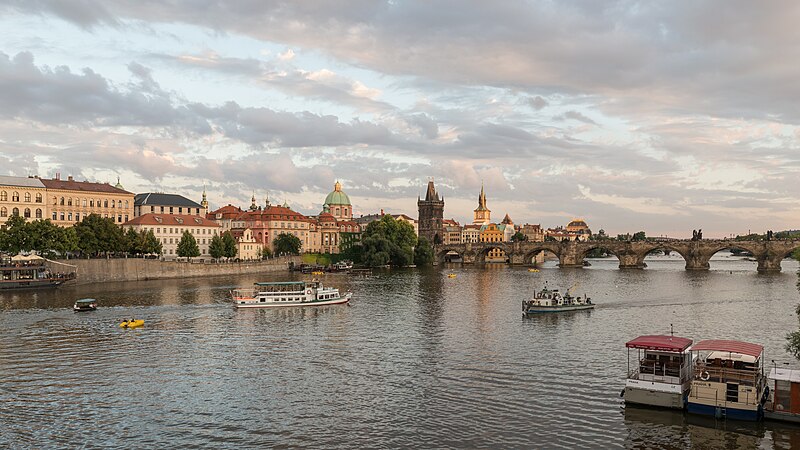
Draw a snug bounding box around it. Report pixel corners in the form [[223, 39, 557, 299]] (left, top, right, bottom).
[[691, 229, 703, 241], [766, 230, 773, 241]]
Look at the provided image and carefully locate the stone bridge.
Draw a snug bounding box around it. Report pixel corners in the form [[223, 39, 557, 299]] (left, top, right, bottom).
[[436, 239, 800, 272]]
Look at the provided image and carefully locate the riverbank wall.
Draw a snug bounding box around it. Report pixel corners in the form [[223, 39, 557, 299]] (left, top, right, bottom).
[[51, 256, 300, 285]]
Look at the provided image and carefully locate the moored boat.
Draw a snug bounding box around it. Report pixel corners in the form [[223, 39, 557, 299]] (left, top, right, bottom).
[[764, 367, 800, 423], [522, 286, 593, 313], [1, 255, 76, 290], [231, 280, 351, 308], [687, 340, 768, 421], [73, 298, 97, 312], [623, 335, 694, 409]]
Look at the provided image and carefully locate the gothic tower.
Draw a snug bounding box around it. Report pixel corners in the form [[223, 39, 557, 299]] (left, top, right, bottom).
[[473, 183, 491, 225], [418, 179, 445, 245]]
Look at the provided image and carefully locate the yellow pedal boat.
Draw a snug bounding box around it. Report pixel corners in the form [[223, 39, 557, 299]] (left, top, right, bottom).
[[120, 319, 144, 329], [528, 268, 540, 273], [311, 271, 325, 275], [447, 273, 457, 278]]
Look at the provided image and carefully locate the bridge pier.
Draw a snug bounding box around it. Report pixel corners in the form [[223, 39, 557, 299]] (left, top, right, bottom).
[[619, 254, 646, 269], [757, 256, 782, 273]]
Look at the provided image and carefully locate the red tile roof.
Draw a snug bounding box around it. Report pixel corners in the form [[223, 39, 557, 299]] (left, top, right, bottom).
[[238, 205, 309, 222], [208, 204, 245, 220], [40, 178, 132, 194], [124, 213, 220, 227]]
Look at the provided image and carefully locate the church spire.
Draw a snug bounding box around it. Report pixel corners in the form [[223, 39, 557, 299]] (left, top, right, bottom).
[[250, 192, 257, 211], [424, 177, 439, 202], [200, 184, 209, 213]]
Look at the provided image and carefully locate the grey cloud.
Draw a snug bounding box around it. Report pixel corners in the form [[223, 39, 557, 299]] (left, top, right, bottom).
[[561, 111, 596, 125], [527, 96, 548, 110]]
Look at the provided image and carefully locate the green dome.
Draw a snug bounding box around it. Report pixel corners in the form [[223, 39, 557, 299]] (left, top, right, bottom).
[[324, 181, 351, 206]]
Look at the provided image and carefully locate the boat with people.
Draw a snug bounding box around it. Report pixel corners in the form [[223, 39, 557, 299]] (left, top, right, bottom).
[[522, 284, 593, 314], [120, 319, 144, 328], [687, 339, 768, 421], [0, 254, 76, 290], [231, 280, 351, 308], [622, 334, 694, 409], [73, 298, 98, 312]]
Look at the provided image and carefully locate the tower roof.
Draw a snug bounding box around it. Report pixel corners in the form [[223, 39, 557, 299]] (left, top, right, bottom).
[[474, 183, 489, 211], [501, 213, 513, 224], [424, 180, 439, 202]]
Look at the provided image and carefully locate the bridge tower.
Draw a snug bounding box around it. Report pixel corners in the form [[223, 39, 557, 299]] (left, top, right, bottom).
[[418, 179, 444, 245]]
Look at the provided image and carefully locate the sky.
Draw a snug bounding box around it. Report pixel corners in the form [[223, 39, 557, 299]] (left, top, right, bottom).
[[0, 1, 799, 238]]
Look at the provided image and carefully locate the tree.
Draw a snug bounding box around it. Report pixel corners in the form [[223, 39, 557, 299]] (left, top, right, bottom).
[[511, 231, 528, 242], [176, 231, 200, 257], [125, 228, 141, 255], [632, 231, 647, 241], [360, 215, 416, 267], [414, 237, 434, 266], [222, 232, 237, 258], [261, 246, 272, 259], [27, 219, 74, 257], [274, 233, 302, 255], [75, 214, 126, 255], [143, 230, 163, 255], [208, 235, 225, 259], [0, 215, 29, 254], [787, 304, 800, 360]]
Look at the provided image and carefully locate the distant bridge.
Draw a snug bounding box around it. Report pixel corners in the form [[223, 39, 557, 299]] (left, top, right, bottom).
[[435, 239, 800, 272]]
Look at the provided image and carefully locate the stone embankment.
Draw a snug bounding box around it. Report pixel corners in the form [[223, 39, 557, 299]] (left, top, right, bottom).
[[52, 256, 300, 285]]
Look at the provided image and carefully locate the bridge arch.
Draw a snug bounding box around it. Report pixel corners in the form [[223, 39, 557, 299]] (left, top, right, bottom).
[[522, 246, 561, 267], [635, 244, 690, 268], [475, 244, 512, 264]]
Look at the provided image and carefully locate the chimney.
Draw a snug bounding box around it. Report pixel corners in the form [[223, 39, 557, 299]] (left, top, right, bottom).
[[380, 209, 384, 215], [55, 172, 60, 180], [67, 175, 73, 182]]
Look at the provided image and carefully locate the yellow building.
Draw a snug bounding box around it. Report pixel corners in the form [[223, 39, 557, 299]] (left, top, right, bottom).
[[480, 223, 507, 262], [231, 228, 260, 260], [0, 175, 48, 225], [41, 176, 134, 226]]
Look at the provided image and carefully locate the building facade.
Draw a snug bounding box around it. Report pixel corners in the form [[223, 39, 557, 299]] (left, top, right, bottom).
[[230, 227, 259, 260], [41, 176, 134, 226], [0, 176, 47, 226], [521, 224, 545, 242], [418, 180, 444, 245], [442, 219, 462, 244], [134, 192, 205, 217], [473, 184, 491, 225], [123, 213, 221, 257]]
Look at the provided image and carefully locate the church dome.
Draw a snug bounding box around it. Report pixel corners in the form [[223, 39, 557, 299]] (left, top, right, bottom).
[[568, 219, 588, 228], [324, 181, 351, 206]]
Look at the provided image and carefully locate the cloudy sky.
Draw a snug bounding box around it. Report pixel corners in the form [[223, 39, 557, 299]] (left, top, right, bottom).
[[1, 1, 798, 237]]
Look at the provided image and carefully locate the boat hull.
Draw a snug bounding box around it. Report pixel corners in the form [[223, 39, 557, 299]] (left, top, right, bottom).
[[524, 304, 594, 314], [0, 279, 66, 290], [235, 293, 351, 308], [624, 382, 687, 410], [687, 402, 763, 421], [765, 410, 800, 423], [73, 306, 96, 312]]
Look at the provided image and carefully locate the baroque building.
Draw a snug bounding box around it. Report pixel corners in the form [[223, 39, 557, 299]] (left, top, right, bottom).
[[123, 213, 221, 257], [417, 180, 444, 245], [41, 175, 134, 226], [0, 175, 47, 226]]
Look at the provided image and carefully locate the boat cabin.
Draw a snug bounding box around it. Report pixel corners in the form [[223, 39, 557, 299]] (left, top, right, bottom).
[[687, 339, 766, 421], [765, 367, 800, 423], [623, 335, 693, 409]]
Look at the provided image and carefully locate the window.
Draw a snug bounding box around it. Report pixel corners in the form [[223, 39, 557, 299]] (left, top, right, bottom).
[[51, 212, 56, 220], [75, 213, 80, 221], [67, 198, 73, 206], [68, 213, 72, 221], [125, 200, 129, 208], [24, 192, 31, 202], [12, 207, 19, 216], [118, 215, 122, 223], [90, 199, 94, 207], [104, 200, 108, 208], [0, 207, 6, 217], [150, 206, 154, 212], [111, 200, 115, 208], [0, 191, 6, 201], [178, 207, 183, 214], [118, 200, 122, 209], [35, 193, 42, 203], [60, 197, 65, 206], [160, 206, 164, 213], [60, 212, 65, 221], [23, 208, 31, 218], [169, 207, 174, 213], [12, 192, 19, 202], [82, 199, 87, 207], [124, 215, 128, 222]]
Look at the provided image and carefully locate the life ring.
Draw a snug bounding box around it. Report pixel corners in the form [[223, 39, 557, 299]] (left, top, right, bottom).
[[306, 289, 312, 295], [700, 371, 710, 381]]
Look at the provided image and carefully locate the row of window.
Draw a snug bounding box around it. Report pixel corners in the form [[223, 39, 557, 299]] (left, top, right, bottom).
[[138, 226, 219, 237], [54, 197, 129, 209], [147, 206, 202, 215], [0, 207, 43, 218], [0, 191, 43, 203], [50, 212, 128, 223]]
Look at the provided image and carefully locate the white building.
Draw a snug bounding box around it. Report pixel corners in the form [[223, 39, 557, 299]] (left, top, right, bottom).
[[123, 213, 221, 257]]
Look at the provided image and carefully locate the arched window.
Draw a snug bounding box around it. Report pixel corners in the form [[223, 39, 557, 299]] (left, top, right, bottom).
[[35, 193, 42, 203], [0, 191, 6, 201], [60, 197, 65, 205], [24, 192, 31, 202], [82, 199, 87, 207], [12, 207, 19, 216], [51, 212, 56, 221], [89, 199, 94, 207], [67, 198, 72, 206], [0, 207, 6, 217], [35, 208, 42, 219], [104, 200, 108, 208], [125, 200, 129, 208], [117, 200, 122, 208], [12, 192, 19, 202], [111, 200, 115, 208], [24, 208, 31, 218]]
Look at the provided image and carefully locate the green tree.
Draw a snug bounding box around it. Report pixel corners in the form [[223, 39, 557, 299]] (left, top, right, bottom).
[[414, 237, 434, 266], [222, 232, 237, 258], [27, 219, 71, 257], [55, 226, 79, 256], [143, 230, 163, 255], [125, 228, 141, 255], [176, 231, 200, 257], [261, 246, 272, 259], [511, 231, 528, 242], [787, 304, 800, 360], [208, 235, 225, 259], [361, 215, 416, 267], [75, 214, 126, 255], [632, 231, 647, 241], [274, 233, 302, 255], [0, 215, 29, 254]]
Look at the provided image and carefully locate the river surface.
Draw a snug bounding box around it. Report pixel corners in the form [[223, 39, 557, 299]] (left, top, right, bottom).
[[2, 255, 800, 449]]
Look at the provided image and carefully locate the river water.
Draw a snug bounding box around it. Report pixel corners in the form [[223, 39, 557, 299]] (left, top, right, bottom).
[[1, 255, 800, 449]]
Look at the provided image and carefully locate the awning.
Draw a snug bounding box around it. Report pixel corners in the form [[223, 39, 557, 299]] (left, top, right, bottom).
[[690, 339, 763, 358], [769, 368, 800, 383], [626, 335, 693, 352]]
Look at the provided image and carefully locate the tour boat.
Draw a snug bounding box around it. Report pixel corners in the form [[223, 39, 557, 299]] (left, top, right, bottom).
[[1, 256, 76, 290], [764, 367, 800, 423], [73, 298, 98, 312], [622, 335, 694, 409], [231, 280, 351, 308], [522, 286, 593, 313], [687, 340, 768, 421]]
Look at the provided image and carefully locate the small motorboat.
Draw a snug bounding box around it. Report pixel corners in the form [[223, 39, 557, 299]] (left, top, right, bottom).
[[523, 285, 594, 314], [73, 298, 97, 312], [120, 319, 144, 328]]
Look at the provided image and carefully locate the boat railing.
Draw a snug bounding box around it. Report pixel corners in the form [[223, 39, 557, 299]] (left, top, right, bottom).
[[693, 363, 760, 386], [689, 384, 759, 406], [629, 361, 691, 384], [232, 288, 257, 298]]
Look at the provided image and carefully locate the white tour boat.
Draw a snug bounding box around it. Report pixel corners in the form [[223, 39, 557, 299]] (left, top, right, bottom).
[[687, 339, 768, 421], [231, 280, 352, 308], [623, 335, 694, 409], [522, 286, 593, 314]]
